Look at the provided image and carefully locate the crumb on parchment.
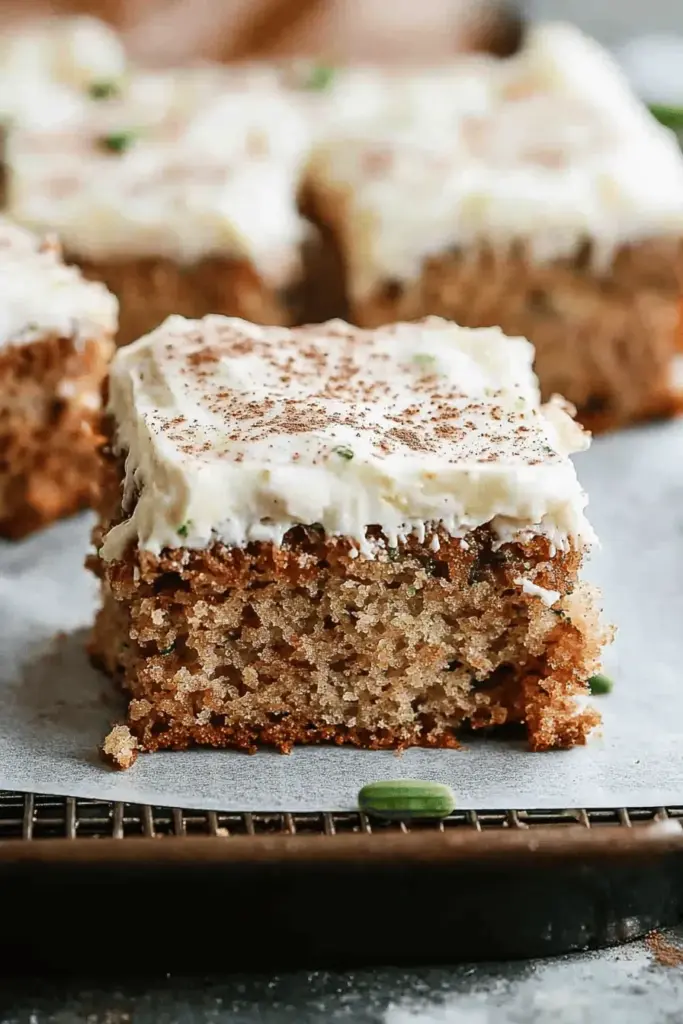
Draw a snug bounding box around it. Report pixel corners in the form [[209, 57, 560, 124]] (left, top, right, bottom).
[[101, 724, 139, 770], [646, 931, 683, 967]]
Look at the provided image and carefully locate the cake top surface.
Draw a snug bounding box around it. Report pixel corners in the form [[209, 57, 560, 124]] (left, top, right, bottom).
[[0, 217, 118, 347], [5, 66, 309, 279], [309, 22, 683, 297], [0, 16, 127, 91], [102, 314, 594, 560], [0, 16, 128, 131]]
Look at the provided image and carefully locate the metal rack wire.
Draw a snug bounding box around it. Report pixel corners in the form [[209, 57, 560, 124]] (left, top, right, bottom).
[[1, 791, 681, 840], [3, 792, 683, 968]]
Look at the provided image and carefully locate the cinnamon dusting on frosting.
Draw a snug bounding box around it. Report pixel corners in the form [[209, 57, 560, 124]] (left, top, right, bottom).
[[102, 314, 594, 560]]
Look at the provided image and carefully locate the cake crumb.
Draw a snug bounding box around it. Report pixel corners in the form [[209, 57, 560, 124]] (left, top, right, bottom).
[[646, 931, 683, 968], [102, 724, 139, 770]]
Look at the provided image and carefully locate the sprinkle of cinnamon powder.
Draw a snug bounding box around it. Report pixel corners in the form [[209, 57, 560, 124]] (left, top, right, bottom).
[[142, 317, 558, 469]]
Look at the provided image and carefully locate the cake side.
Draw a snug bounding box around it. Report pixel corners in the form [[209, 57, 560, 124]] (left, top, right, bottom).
[[91, 523, 606, 763], [75, 254, 297, 348], [0, 219, 117, 537], [90, 442, 606, 762], [351, 239, 683, 431], [0, 333, 112, 537], [89, 314, 610, 764]]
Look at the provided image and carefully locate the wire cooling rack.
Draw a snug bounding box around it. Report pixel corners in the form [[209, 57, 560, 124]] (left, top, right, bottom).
[[2, 791, 683, 968], [1, 790, 682, 838]]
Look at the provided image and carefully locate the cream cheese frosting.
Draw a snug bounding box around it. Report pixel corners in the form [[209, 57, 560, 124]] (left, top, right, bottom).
[[308, 22, 683, 298], [101, 314, 595, 561], [0, 218, 117, 347], [0, 16, 127, 91], [514, 577, 561, 607], [0, 17, 127, 131], [5, 67, 310, 282]]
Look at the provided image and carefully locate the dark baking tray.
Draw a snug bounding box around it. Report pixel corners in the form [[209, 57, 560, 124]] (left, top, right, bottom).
[[1, 792, 682, 973]]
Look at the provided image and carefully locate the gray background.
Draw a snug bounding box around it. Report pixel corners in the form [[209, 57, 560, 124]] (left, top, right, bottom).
[[530, 0, 683, 42], [3, 933, 683, 1023]]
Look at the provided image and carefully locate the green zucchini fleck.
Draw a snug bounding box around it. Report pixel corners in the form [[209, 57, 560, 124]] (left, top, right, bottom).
[[305, 64, 336, 91], [88, 79, 120, 100], [649, 103, 683, 131], [588, 673, 613, 696], [99, 129, 137, 153], [332, 445, 354, 460]]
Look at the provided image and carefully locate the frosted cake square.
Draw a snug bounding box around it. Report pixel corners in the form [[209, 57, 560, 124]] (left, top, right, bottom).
[[306, 23, 683, 431], [89, 314, 611, 767], [0, 218, 117, 538]]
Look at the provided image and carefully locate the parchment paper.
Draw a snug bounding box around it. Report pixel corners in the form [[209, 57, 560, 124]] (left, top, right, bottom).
[[1, 418, 683, 811]]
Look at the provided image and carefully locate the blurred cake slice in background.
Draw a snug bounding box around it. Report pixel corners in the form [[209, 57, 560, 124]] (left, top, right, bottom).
[[122, 0, 522, 67], [4, 63, 312, 344], [306, 22, 683, 432], [0, 218, 117, 538]]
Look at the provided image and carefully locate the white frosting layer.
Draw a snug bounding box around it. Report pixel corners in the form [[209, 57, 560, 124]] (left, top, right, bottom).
[[515, 577, 561, 607], [5, 65, 310, 280], [0, 219, 117, 347], [101, 315, 595, 561], [0, 16, 127, 90], [0, 17, 127, 130], [309, 23, 683, 298]]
